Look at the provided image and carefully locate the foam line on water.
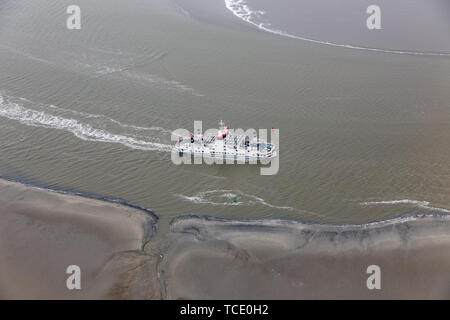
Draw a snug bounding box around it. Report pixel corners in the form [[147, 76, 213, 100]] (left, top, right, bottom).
[[224, 0, 450, 57], [45, 103, 171, 134], [1, 44, 202, 96], [177, 189, 322, 217], [0, 94, 173, 152], [0, 45, 57, 66], [361, 199, 450, 213]]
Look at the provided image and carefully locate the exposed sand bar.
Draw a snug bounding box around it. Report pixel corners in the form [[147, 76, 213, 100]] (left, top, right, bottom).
[[1, 178, 450, 299], [0, 178, 160, 299], [160, 215, 450, 299]]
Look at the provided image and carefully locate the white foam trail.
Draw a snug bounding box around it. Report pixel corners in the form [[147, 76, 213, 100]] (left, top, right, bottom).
[[224, 0, 450, 57], [121, 71, 204, 96], [0, 95, 173, 152], [94, 66, 123, 75], [0, 45, 57, 65], [177, 189, 321, 216], [178, 190, 244, 206], [361, 200, 430, 206], [1, 44, 202, 96], [361, 199, 450, 213], [92, 67, 203, 96], [46, 103, 171, 134]]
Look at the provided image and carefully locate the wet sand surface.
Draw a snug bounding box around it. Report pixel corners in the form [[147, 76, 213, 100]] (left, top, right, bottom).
[[0, 179, 160, 299], [159, 216, 450, 299], [1, 178, 449, 299]]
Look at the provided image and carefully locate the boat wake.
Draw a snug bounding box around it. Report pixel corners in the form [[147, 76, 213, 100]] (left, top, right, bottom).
[[224, 0, 450, 57], [0, 94, 173, 152], [0, 44, 203, 96], [360, 199, 450, 213]]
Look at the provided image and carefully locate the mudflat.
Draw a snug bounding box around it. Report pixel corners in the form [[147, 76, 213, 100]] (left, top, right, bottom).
[[159, 215, 450, 299], [2, 178, 449, 299], [0, 178, 160, 299]]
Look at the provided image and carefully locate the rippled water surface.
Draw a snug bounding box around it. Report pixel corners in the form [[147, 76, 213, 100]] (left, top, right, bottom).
[[1, 0, 450, 232]]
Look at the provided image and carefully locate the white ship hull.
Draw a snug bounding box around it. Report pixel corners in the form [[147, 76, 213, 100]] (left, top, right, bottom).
[[173, 149, 277, 162], [173, 121, 277, 163]]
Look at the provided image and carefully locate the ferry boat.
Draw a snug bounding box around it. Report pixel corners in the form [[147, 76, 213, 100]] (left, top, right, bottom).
[[174, 121, 277, 162]]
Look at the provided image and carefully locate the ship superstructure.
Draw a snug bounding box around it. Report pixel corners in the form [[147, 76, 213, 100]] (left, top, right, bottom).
[[174, 121, 276, 162]]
